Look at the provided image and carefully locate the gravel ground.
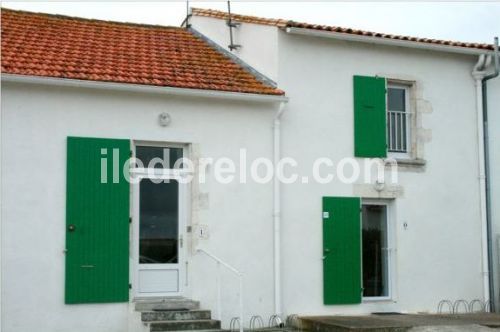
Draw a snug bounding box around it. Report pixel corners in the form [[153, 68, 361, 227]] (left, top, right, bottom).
[[410, 325, 499, 331]]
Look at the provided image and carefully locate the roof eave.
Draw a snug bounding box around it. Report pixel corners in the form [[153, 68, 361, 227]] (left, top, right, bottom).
[[285, 27, 492, 56], [1, 74, 288, 103]]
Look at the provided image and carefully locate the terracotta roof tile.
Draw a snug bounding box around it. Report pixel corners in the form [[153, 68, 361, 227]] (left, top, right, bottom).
[[191, 7, 494, 51], [1, 8, 284, 95]]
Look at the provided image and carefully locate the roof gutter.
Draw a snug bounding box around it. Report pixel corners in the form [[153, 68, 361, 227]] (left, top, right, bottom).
[[285, 27, 492, 56], [1, 74, 288, 103]]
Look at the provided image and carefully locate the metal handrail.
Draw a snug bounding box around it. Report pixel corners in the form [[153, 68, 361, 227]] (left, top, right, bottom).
[[197, 248, 244, 332]]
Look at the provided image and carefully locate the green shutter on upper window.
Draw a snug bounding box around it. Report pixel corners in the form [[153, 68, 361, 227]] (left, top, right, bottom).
[[353, 75, 387, 158], [65, 137, 130, 304]]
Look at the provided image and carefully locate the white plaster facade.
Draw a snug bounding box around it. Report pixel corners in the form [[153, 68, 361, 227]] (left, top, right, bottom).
[[1, 81, 282, 332], [190, 13, 500, 315], [1, 12, 499, 332]]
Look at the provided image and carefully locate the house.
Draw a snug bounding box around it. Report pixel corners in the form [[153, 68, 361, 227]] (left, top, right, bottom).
[[0, 8, 285, 332], [188, 7, 500, 316], [1, 6, 499, 332]]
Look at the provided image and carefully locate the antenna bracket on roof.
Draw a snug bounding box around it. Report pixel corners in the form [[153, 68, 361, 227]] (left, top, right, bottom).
[[226, 0, 241, 51], [228, 44, 242, 51], [226, 20, 241, 28]]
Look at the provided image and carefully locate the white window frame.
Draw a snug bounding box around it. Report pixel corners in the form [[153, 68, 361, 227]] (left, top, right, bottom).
[[131, 141, 191, 176], [387, 83, 412, 159], [361, 199, 396, 302], [129, 141, 191, 299]]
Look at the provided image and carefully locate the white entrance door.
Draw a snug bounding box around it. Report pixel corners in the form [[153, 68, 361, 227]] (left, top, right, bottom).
[[132, 173, 185, 297]]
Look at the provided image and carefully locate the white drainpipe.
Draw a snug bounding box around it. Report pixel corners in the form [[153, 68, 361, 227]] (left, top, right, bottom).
[[273, 101, 287, 318], [472, 54, 491, 306]]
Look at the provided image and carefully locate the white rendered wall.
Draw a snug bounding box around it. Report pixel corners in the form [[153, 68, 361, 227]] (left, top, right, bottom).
[[1, 34, 495, 332], [0, 82, 278, 332], [190, 16, 279, 83], [276, 32, 485, 316]]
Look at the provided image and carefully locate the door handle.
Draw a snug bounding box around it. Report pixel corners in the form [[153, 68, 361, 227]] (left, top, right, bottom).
[[323, 248, 331, 260], [68, 224, 76, 232]]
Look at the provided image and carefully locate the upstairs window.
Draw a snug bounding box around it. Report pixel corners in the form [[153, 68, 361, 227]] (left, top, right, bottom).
[[387, 85, 411, 154], [354, 76, 417, 160]]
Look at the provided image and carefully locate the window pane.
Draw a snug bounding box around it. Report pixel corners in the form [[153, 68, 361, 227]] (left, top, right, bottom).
[[139, 178, 179, 264], [362, 205, 389, 297], [135, 146, 183, 169], [387, 87, 409, 153], [388, 88, 405, 112]]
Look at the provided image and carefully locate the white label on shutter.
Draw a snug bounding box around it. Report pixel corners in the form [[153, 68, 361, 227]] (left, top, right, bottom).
[[323, 212, 329, 218]]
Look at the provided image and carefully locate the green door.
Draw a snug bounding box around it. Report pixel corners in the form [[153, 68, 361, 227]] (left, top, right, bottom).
[[322, 196, 362, 304], [353, 75, 387, 158], [65, 137, 130, 304]]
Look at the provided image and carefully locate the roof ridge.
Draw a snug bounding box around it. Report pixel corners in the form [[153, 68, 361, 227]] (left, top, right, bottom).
[[190, 7, 494, 51], [191, 7, 289, 27], [1, 7, 184, 30]]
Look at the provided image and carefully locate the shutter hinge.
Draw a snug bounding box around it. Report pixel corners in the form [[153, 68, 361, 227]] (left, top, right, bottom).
[[129, 217, 132, 224], [129, 283, 132, 289], [130, 150, 133, 157]]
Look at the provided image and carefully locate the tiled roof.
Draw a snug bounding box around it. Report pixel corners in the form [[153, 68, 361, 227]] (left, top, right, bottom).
[[1, 8, 284, 95], [192, 7, 494, 51]]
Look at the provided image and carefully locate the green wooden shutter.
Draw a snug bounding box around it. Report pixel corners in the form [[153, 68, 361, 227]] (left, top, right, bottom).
[[353, 75, 387, 158], [65, 137, 130, 304], [323, 196, 362, 304]]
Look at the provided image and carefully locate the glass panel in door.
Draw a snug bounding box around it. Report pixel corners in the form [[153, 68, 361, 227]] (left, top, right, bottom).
[[362, 204, 389, 298], [138, 178, 180, 294]]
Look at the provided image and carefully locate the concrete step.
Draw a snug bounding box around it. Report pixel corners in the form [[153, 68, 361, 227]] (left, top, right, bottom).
[[142, 310, 211, 322], [150, 319, 221, 332], [251, 329, 292, 332], [149, 319, 220, 332], [135, 298, 200, 312], [157, 330, 224, 332], [149, 327, 296, 332]]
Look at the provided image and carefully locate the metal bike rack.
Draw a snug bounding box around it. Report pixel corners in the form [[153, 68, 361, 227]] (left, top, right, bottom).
[[437, 300, 453, 314], [268, 314, 283, 328], [285, 314, 301, 331], [249, 315, 264, 330], [230, 317, 241, 332], [453, 299, 469, 314], [484, 299, 493, 313], [469, 299, 485, 313]]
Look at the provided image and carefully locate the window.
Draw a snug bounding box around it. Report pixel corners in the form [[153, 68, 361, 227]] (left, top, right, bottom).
[[135, 145, 184, 168], [387, 85, 411, 154], [362, 204, 390, 298]]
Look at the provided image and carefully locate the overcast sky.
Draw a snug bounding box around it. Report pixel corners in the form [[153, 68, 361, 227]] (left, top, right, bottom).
[[2, 1, 499, 44]]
